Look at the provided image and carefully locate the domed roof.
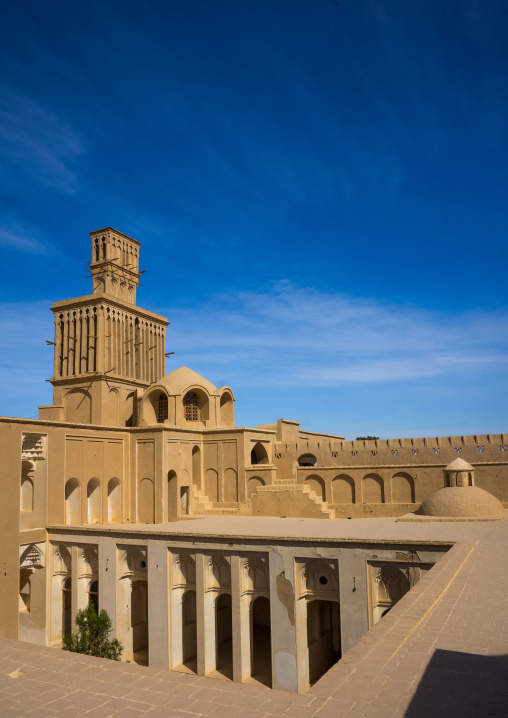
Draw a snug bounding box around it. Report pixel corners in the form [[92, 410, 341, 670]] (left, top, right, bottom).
[[418, 486, 504, 518], [443, 457, 474, 472], [157, 366, 218, 395]]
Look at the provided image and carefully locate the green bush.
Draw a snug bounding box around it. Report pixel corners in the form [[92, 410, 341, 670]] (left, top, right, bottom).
[[63, 603, 123, 660], [355, 436, 380, 441]]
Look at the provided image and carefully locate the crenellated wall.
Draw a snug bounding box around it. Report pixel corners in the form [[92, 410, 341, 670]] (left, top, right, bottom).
[[271, 433, 508, 516]]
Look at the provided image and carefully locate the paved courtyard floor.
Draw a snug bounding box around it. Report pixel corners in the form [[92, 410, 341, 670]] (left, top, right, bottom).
[[2, 516, 507, 717]]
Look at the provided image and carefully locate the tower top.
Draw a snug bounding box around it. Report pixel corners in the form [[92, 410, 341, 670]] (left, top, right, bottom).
[[89, 227, 141, 304]]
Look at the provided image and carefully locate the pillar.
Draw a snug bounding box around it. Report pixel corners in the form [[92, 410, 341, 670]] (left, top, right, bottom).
[[268, 548, 298, 692], [71, 545, 79, 635], [147, 541, 169, 669], [338, 549, 369, 655], [196, 553, 215, 675], [98, 538, 117, 636], [231, 554, 251, 683]]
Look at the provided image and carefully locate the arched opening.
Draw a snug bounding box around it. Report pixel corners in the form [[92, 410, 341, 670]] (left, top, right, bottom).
[[332, 475, 355, 503], [215, 593, 233, 679], [469, 472, 473, 486], [157, 393, 168, 423], [138, 478, 154, 523], [107, 478, 121, 522], [65, 479, 80, 525], [168, 470, 177, 518], [391, 473, 415, 503], [307, 600, 340, 685], [89, 580, 99, 613], [182, 590, 197, 672], [19, 569, 31, 612], [298, 454, 317, 467], [94, 238, 100, 262], [362, 474, 385, 503], [62, 577, 72, 638], [184, 392, 199, 421], [251, 442, 269, 465], [247, 476, 265, 498], [306, 475, 326, 501], [219, 391, 234, 427], [131, 580, 149, 663], [192, 446, 201, 488], [21, 473, 34, 512], [251, 596, 272, 687], [101, 236, 106, 260], [87, 478, 101, 524]]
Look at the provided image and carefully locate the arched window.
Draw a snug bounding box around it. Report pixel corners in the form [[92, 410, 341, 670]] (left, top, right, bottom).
[[157, 394, 168, 423], [94, 238, 100, 262], [101, 236, 107, 259], [184, 392, 199, 421], [251, 442, 269, 465], [298, 454, 317, 467]]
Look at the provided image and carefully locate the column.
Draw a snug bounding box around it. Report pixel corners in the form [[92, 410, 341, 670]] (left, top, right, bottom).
[[230, 554, 251, 683], [268, 547, 299, 692], [338, 549, 369, 655], [196, 553, 215, 675], [98, 538, 118, 636], [71, 545, 79, 634], [147, 541, 169, 669]]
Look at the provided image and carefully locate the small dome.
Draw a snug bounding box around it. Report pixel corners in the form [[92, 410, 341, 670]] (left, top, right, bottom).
[[418, 486, 504, 518], [443, 457, 474, 472], [157, 366, 218, 395]]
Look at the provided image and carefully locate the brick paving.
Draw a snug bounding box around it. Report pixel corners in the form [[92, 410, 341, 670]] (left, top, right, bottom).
[[1, 516, 507, 717]]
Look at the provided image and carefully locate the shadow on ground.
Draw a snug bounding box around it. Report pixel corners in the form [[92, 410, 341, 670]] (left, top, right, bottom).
[[404, 649, 508, 717]]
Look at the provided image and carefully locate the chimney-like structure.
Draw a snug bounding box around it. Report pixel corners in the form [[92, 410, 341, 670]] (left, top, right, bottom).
[[40, 227, 169, 426]]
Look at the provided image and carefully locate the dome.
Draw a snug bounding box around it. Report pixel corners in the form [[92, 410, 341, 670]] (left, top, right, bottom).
[[443, 457, 474, 472], [417, 486, 504, 518], [156, 366, 218, 396]]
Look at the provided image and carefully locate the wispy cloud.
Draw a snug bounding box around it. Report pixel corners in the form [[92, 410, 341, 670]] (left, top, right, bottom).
[[159, 283, 508, 388], [0, 225, 48, 254], [0, 90, 85, 193]]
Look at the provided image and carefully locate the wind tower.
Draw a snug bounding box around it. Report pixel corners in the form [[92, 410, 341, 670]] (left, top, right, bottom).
[[39, 228, 169, 426]]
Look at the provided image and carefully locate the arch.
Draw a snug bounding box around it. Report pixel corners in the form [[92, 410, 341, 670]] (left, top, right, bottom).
[[251, 596, 272, 687], [391, 472, 415, 503], [89, 580, 99, 613], [215, 593, 233, 678], [87, 478, 101, 523], [205, 468, 219, 502], [182, 590, 197, 669], [362, 474, 385, 503], [138, 478, 154, 523], [247, 476, 265, 498], [65, 479, 80, 525], [21, 475, 34, 512], [63, 577, 72, 637], [219, 391, 234, 427], [305, 475, 326, 501], [64, 390, 91, 424], [192, 446, 201, 488], [332, 475, 355, 503], [102, 388, 119, 426], [251, 442, 269, 465], [223, 468, 238, 502], [168, 470, 177, 517], [183, 388, 209, 422], [107, 478, 121, 522], [298, 454, 317, 467]]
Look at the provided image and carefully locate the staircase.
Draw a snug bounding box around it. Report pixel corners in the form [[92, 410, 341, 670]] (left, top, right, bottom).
[[252, 478, 336, 519], [189, 487, 251, 516]]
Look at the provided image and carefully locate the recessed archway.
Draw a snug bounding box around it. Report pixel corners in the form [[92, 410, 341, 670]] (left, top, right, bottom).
[[65, 479, 80, 525], [215, 593, 233, 678], [251, 596, 272, 687], [307, 599, 340, 685], [87, 478, 101, 523]]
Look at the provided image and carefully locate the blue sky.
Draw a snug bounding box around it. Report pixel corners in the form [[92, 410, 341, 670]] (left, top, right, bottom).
[[1, 0, 507, 438]]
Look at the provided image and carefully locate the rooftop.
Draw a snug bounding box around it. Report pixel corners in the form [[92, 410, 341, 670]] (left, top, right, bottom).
[[5, 516, 508, 717]]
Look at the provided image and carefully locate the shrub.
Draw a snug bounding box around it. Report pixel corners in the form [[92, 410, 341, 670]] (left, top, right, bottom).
[[63, 603, 123, 660]]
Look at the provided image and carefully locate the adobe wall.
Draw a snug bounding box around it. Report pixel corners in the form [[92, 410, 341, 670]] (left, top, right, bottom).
[[273, 433, 508, 515]]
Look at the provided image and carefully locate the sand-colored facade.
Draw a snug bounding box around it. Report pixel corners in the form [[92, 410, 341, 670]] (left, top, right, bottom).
[[1, 227, 506, 693]]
